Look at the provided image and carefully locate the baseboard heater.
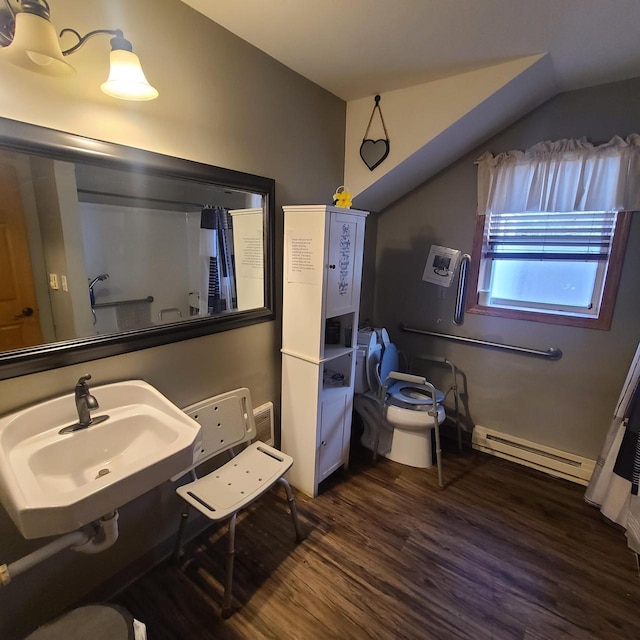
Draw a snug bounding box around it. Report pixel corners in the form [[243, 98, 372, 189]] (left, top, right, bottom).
[[253, 401, 275, 447], [472, 425, 595, 485]]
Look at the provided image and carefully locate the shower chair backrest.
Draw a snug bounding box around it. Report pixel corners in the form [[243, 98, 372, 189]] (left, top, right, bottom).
[[174, 388, 257, 479]]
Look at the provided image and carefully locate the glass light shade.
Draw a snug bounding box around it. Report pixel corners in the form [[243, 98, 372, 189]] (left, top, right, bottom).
[[100, 49, 158, 101], [0, 12, 75, 77]]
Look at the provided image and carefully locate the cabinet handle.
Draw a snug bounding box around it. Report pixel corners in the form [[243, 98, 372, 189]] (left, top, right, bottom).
[[328, 264, 336, 269], [321, 440, 327, 446]]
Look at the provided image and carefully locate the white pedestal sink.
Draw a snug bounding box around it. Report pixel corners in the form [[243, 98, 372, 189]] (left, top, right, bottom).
[[0, 380, 202, 539]]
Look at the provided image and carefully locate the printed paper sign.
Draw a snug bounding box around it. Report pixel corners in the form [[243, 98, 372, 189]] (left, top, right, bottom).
[[422, 245, 461, 287], [287, 232, 318, 285]]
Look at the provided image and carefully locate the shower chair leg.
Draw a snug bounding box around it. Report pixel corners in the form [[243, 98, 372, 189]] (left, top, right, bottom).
[[172, 507, 190, 563], [277, 477, 305, 542], [222, 512, 237, 619]]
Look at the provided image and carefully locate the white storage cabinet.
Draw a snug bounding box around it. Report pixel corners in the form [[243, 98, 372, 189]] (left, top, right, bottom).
[[281, 205, 368, 497]]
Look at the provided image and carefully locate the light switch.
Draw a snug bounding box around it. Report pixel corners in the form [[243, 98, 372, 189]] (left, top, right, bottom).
[[49, 273, 59, 290], [61, 275, 68, 292]]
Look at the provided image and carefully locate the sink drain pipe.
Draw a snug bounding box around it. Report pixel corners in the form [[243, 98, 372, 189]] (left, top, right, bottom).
[[0, 511, 119, 586], [73, 511, 119, 554]]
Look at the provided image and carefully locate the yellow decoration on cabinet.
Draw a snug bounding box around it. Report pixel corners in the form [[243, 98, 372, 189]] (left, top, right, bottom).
[[332, 186, 353, 209]]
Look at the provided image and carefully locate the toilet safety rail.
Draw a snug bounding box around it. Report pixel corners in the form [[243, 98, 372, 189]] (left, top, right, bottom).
[[400, 324, 562, 360]]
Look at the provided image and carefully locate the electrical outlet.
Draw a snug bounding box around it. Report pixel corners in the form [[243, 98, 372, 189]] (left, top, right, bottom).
[[49, 273, 59, 290], [61, 275, 68, 292]]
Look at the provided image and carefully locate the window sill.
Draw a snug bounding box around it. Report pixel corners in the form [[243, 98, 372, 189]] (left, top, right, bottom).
[[465, 300, 613, 330]]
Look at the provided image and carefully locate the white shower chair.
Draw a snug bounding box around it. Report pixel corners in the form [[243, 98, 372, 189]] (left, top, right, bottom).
[[172, 387, 304, 618]]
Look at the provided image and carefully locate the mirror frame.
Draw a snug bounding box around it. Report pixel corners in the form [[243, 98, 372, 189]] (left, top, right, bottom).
[[0, 117, 275, 381]]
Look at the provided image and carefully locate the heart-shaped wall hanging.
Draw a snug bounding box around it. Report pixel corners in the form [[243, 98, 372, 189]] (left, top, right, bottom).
[[360, 94, 390, 172], [360, 138, 390, 171]]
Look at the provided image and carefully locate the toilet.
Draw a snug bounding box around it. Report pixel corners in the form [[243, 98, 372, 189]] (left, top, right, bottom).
[[354, 328, 446, 468]]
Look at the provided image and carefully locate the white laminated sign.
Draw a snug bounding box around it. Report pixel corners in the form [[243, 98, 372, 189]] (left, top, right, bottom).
[[422, 245, 461, 287]]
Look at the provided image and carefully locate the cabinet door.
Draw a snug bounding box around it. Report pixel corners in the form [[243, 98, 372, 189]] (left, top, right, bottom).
[[325, 213, 359, 317], [318, 390, 348, 481]]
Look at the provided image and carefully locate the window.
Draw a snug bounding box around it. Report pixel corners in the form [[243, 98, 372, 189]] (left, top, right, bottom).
[[468, 210, 630, 329], [467, 136, 639, 330]]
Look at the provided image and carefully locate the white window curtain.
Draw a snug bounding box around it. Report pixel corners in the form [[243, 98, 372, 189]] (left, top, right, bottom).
[[476, 134, 640, 215]]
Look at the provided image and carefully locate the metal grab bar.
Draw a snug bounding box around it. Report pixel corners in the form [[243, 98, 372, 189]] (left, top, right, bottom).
[[400, 324, 562, 360], [94, 296, 153, 309], [454, 253, 471, 325]]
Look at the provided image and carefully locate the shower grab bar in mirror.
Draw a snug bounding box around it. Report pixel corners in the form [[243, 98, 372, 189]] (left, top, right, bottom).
[[94, 296, 154, 308], [400, 324, 562, 360]]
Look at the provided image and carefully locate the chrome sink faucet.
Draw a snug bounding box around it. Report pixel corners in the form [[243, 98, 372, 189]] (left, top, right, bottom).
[[60, 375, 109, 434], [75, 374, 98, 427]]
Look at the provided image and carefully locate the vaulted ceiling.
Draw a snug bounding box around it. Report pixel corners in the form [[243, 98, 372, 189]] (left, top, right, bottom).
[[180, 1, 640, 210], [180, 0, 640, 100]]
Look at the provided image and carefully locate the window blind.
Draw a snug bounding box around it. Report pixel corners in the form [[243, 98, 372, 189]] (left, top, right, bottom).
[[484, 210, 618, 261]]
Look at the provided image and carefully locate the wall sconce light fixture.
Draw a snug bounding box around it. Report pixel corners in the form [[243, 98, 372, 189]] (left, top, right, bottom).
[[0, 0, 158, 101]]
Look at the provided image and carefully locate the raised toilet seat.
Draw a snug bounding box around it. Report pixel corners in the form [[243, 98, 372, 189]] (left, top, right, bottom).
[[354, 332, 461, 477]]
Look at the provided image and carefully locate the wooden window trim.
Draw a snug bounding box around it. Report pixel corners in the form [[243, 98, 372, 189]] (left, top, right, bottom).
[[465, 211, 632, 330]]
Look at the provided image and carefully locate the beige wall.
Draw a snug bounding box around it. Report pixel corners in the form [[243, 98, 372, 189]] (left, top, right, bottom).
[[0, 1, 345, 637], [345, 54, 549, 204], [371, 77, 640, 461]]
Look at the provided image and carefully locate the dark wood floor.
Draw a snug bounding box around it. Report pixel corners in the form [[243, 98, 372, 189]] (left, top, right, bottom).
[[113, 442, 640, 639]]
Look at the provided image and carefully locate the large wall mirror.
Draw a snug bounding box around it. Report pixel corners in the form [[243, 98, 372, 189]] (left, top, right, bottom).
[[0, 117, 275, 380]]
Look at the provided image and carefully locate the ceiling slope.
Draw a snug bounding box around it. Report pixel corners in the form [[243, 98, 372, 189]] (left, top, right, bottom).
[[347, 55, 557, 212], [177, 1, 640, 212], [178, 0, 640, 101]]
